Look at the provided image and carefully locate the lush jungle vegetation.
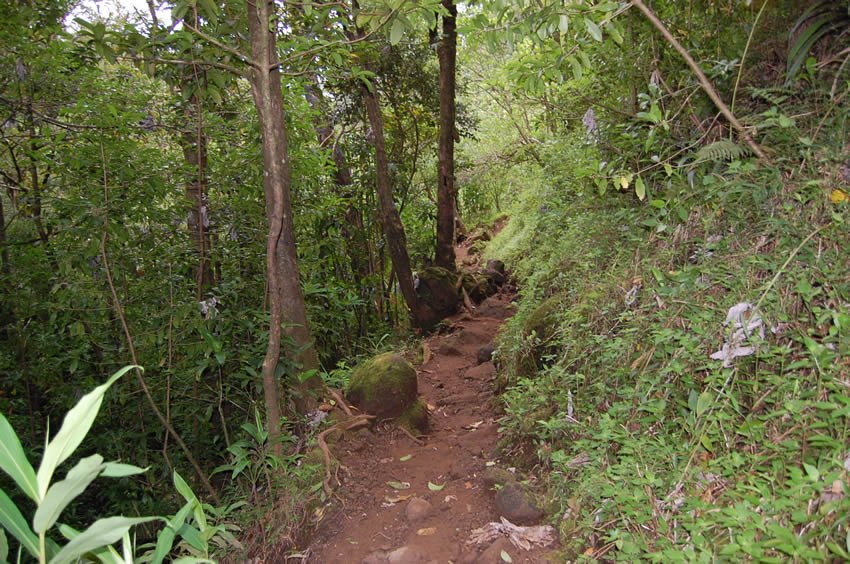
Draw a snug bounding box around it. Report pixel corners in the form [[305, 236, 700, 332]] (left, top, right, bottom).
[[1, 0, 849, 561]]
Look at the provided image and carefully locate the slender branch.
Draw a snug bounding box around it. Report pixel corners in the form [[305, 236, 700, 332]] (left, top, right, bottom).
[[184, 22, 259, 69], [97, 142, 220, 504], [630, 0, 770, 162]]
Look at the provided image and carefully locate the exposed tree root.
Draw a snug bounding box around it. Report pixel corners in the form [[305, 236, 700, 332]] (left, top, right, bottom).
[[318, 414, 375, 496]]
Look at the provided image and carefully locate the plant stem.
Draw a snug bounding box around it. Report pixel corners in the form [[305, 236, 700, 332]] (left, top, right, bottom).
[[631, 0, 770, 162]]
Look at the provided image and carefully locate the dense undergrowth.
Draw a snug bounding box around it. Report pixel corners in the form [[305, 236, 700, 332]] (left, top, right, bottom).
[[483, 77, 850, 564]]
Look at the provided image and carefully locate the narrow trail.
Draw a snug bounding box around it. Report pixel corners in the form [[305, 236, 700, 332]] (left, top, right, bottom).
[[307, 246, 556, 563]]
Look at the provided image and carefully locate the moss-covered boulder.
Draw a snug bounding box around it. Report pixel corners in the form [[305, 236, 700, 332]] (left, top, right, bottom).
[[346, 353, 418, 419], [462, 273, 491, 304], [396, 399, 429, 434], [415, 266, 460, 329]]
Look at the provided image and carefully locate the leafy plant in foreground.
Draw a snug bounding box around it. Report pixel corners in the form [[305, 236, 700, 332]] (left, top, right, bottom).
[[0, 365, 155, 563]]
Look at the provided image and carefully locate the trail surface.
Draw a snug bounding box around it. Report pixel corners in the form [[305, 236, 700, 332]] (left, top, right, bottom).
[[308, 252, 555, 563]]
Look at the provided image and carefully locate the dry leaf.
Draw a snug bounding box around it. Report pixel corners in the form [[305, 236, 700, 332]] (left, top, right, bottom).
[[417, 527, 437, 536], [444, 495, 457, 503], [831, 188, 848, 204], [385, 494, 411, 503], [467, 517, 556, 551], [386, 480, 411, 490], [464, 481, 473, 489], [423, 342, 432, 364], [463, 420, 484, 430]]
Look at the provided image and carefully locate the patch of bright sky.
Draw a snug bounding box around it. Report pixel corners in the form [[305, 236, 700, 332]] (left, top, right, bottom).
[[69, 0, 171, 27]]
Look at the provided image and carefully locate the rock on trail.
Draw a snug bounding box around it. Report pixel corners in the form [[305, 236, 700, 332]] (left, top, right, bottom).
[[306, 286, 557, 563]]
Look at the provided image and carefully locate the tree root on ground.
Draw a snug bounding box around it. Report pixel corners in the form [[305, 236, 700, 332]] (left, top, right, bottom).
[[318, 414, 375, 496]]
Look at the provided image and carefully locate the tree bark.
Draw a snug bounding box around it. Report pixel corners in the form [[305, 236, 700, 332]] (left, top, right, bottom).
[[435, 0, 458, 271], [247, 0, 319, 443], [362, 84, 424, 327], [180, 92, 214, 297]]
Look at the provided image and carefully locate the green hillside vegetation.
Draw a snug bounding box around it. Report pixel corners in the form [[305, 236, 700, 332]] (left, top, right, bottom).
[[1, 0, 849, 561]]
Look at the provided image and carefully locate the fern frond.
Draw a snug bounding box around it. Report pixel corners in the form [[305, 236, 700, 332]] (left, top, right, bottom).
[[693, 140, 750, 163]]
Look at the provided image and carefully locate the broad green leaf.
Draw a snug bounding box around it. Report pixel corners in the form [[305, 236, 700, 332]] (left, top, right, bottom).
[[101, 463, 147, 478], [0, 488, 39, 559], [34, 455, 104, 534], [37, 366, 137, 500], [608, 23, 623, 45], [173, 558, 215, 564], [696, 392, 712, 417], [175, 523, 205, 552], [151, 501, 193, 564], [567, 56, 582, 81], [389, 18, 404, 45], [49, 516, 155, 564], [558, 15, 569, 34], [635, 176, 646, 201], [58, 524, 124, 564], [172, 471, 206, 530], [584, 18, 602, 41], [0, 412, 39, 502], [0, 527, 7, 562], [803, 463, 820, 482]]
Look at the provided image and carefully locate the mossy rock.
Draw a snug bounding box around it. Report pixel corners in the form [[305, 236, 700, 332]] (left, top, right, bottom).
[[462, 273, 492, 304], [416, 266, 460, 329], [396, 399, 428, 434], [345, 352, 417, 419]]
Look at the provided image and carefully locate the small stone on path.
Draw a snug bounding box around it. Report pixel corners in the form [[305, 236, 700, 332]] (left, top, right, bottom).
[[405, 497, 433, 523], [495, 483, 544, 524]]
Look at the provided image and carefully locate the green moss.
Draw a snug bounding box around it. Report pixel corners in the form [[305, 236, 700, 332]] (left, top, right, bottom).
[[345, 352, 417, 418], [395, 399, 428, 434]]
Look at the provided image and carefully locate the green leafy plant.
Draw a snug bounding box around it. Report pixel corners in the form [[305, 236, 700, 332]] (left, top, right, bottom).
[[0, 365, 155, 563], [786, 1, 850, 84], [212, 410, 296, 502]]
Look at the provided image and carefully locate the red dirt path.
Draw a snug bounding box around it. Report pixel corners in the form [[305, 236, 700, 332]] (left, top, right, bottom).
[[306, 252, 555, 563]]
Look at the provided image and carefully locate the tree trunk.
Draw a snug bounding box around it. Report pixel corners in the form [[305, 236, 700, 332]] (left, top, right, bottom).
[[180, 93, 214, 297], [247, 0, 319, 444], [362, 84, 423, 327], [435, 0, 458, 271], [303, 79, 370, 288]]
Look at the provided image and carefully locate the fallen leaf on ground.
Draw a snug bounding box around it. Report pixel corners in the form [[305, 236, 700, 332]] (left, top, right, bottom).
[[428, 481, 446, 491], [501, 550, 513, 563], [467, 517, 557, 551], [463, 420, 484, 430], [386, 480, 411, 490], [399, 454, 413, 462], [417, 527, 437, 536], [444, 495, 457, 503], [464, 482, 473, 489], [385, 494, 411, 503]]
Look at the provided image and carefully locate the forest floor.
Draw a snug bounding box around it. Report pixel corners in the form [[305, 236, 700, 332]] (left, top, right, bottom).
[[305, 245, 557, 563]]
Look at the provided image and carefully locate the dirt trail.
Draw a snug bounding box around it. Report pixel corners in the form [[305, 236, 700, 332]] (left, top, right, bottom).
[[307, 250, 555, 563]]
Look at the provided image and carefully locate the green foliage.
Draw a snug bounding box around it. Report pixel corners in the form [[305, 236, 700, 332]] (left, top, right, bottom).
[[0, 366, 155, 562]]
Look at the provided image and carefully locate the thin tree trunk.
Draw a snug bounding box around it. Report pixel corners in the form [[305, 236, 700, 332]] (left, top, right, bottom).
[[435, 0, 458, 270], [248, 0, 320, 427], [0, 193, 9, 274], [181, 95, 214, 297], [362, 85, 423, 327]]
